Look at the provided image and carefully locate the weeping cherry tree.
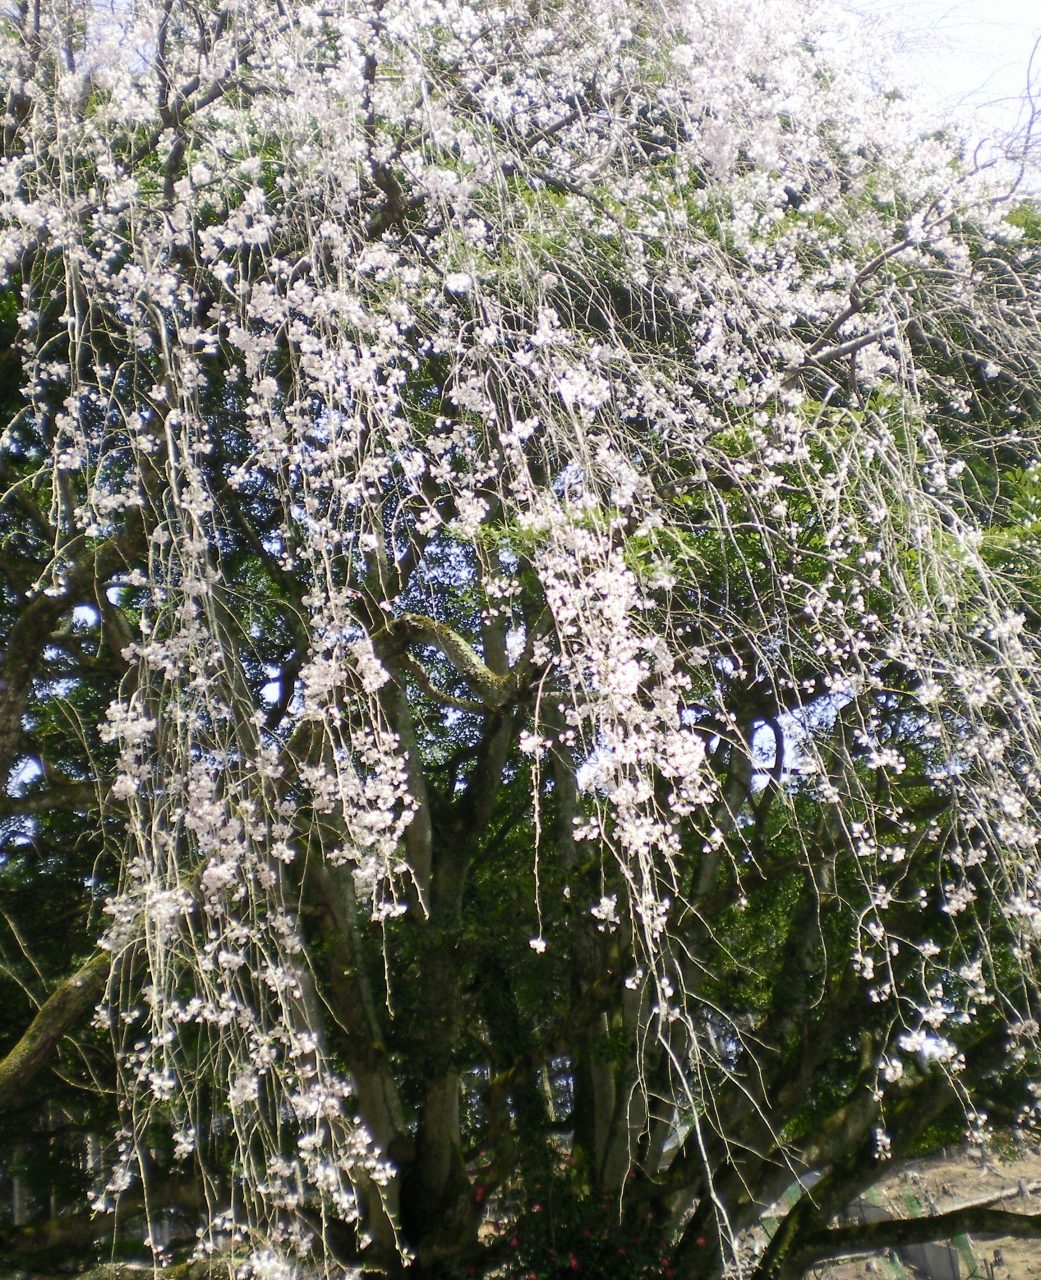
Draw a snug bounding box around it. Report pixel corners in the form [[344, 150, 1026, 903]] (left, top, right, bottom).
[[1, 1, 1041, 1278]]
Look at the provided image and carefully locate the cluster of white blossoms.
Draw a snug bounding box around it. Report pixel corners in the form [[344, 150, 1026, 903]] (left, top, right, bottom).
[[3, 0, 1041, 1271]]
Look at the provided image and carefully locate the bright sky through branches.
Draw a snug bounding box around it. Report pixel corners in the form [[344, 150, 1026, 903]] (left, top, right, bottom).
[[842, 0, 1040, 144]]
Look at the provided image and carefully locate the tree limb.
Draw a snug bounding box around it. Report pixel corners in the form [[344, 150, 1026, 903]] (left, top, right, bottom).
[[396, 613, 518, 708], [0, 951, 109, 1111], [796, 1205, 1041, 1271], [0, 781, 100, 819]]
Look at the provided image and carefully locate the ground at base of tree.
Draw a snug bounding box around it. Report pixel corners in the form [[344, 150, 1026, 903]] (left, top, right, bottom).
[[4, 1153, 1041, 1280], [0, 1264, 214, 1280]]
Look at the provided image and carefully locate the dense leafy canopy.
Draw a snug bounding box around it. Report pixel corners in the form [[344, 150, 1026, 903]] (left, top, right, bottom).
[[1, 2, 1041, 1278]]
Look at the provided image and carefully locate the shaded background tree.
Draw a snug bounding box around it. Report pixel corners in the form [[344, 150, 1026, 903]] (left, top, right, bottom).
[[1, 1, 1041, 1278]]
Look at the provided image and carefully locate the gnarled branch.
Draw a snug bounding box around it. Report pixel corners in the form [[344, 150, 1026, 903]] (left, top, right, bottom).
[[0, 951, 109, 1111]]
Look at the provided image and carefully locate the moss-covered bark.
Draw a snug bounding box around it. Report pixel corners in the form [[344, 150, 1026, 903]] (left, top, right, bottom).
[[0, 951, 109, 1113]]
